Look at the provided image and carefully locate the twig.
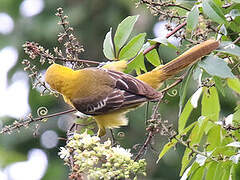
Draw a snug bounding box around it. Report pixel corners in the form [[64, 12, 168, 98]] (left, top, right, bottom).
[[55, 56, 100, 65], [0, 108, 76, 134], [143, 21, 187, 55], [233, 36, 240, 44], [140, 0, 191, 11], [159, 72, 187, 94], [134, 131, 154, 161], [134, 99, 163, 161], [134, 72, 188, 161], [161, 122, 218, 161]]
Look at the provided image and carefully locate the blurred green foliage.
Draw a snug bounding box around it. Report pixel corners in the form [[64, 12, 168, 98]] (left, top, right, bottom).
[[0, 0, 239, 179]]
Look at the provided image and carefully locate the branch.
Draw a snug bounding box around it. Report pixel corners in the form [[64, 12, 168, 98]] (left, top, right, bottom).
[[134, 99, 163, 161], [55, 56, 100, 65], [0, 108, 76, 134], [140, 0, 191, 11], [159, 72, 187, 94], [143, 21, 187, 55]]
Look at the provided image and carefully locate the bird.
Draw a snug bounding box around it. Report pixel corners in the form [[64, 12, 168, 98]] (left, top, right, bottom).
[[45, 39, 220, 136]]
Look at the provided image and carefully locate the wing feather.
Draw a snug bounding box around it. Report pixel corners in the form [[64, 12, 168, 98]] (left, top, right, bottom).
[[71, 68, 162, 115]]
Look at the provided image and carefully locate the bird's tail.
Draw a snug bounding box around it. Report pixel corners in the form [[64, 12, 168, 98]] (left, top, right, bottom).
[[137, 40, 220, 89]]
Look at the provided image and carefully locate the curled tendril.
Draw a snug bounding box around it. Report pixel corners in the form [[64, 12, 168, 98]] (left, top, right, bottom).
[[37, 107, 48, 116], [117, 131, 125, 138], [167, 89, 178, 97]]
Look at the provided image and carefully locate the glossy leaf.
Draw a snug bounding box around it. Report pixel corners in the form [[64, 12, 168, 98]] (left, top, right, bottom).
[[198, 55, 235, 79], [119, 33, 146, 60], [158, 122, 196, 163], [180, 148, 192, 176], [179, 66, 195, 114], [157, 139, 177, 162], [233, 105, 240, 124], [145, 49, 161, 66], [214, 163, 225, 179], [229, 154, 240, 164], [187, 5, 199, 31], [205, 162, 218, 180], [103, 28, 115, 60], [125, 52, 146, 75], [202, 0, 226, 24], [216, 41, 240, 57], [213, 76, 225, 96], [227, 142, 240, 148], [206, 125, 222, 151], [190, 166, 205, 180], [178, 99, 194, 133], [178, 86, 203, 133], [227, 78, 240, 94], [148, 37, 177, 49], [202, 87, 220, 121], [180, 117, 208, 175], [191, 116, 208, 144], [190, 87, 203, 108], [114, 15, 139, 55], [187, 163, 200, 179]]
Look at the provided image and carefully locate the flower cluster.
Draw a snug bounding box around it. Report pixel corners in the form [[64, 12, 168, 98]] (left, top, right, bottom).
[[58, 131, 146, 179]]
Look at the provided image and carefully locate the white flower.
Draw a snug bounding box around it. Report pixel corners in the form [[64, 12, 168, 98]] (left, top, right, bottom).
[[112, 145, 132, 159], [58, 147, 70, 160]]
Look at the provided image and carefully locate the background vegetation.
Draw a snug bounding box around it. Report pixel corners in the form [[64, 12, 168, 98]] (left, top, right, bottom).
[[0, 0, 240, 179]]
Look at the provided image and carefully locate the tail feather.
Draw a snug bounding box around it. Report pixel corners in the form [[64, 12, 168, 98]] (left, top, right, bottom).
[[160, 40, 220, 75], [137, 40, 220, 89]]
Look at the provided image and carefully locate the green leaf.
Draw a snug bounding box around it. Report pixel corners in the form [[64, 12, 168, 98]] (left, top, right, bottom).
[[213, 76, 225, 96], [125, 52, 146, 75], [205, 162, 218, 180], [202, 87, 220, 121], [217, 162, 231, 180], [202, 0, 226, 24], [190, 87, 203, 108], [187, 5, 199, 31], [198, 55, 235, 79], [119, 33, 146, 60], [214, 163, 225, 179], [103, 28, 115, 60], [145, 49, 161, 66], [148, 37, 177, 49], [178, 87, 202, 133], [157, 139, 177, 162], [229, 17, 240, 33], [114, 15, 139, 55], [178, 99, 194, 133], [179, 122, 197, 137], [190, 116, 208, 144], [181, 162, 200, 180], [233, 105, 240, 124], [148, 37, 168, 45], [221, 165, 231, 180], [216, 41, 240, 57], [219, 24, 227, 36], [227, 78, 240, 94], [180, 148, 192, 176], [232, 0, 240, 3], [158, 122, 196, 163], [179, 66, 195, 114], [190, 166, 205, 180], [180, 117, 208, 175], [206, 125, 222, 151]]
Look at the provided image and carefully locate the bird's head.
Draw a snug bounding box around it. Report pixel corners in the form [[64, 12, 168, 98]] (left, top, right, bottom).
[[45, 63, 74, 93]]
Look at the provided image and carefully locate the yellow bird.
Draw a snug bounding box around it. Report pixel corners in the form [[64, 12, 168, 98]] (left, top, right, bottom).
[[45, 40, 220, 136]]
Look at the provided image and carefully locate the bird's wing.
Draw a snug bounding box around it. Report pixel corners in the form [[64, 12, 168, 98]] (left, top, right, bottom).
[[106, 69, 161, 99], [71, 68, 162, 115]]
